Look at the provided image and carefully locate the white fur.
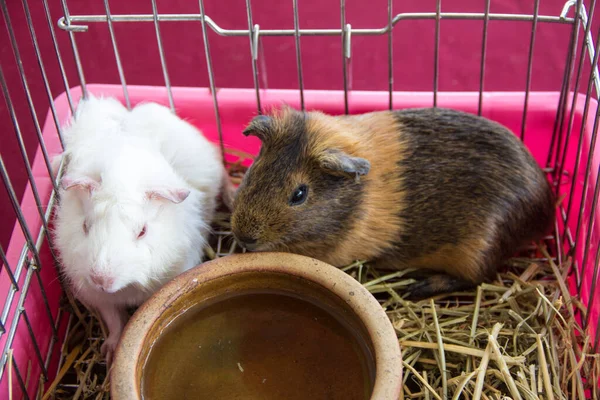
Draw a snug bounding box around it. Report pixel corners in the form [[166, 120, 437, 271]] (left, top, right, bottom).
[[52, 95, 224, 362]]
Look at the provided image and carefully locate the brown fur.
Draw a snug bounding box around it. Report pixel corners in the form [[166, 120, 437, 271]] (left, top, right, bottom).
[[231, 106, 555, 299], [302, 112, 406, 265]]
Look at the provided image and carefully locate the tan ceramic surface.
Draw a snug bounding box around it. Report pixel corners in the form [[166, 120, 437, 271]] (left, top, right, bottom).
[[111, 252, 403, 399]]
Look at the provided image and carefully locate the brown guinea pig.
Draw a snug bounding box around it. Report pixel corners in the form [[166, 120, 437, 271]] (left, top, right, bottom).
[[230, 106, 555, 299]]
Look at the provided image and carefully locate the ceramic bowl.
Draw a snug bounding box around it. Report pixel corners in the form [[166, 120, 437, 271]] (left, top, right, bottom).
[[111, 252, 402, 399]]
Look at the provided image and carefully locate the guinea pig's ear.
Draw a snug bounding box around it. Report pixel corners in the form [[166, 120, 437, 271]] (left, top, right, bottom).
[[318, 149, 371, 178], [146, 188, 190, 204], [242, 115, 273, 142], [61, 176, 100, 195]]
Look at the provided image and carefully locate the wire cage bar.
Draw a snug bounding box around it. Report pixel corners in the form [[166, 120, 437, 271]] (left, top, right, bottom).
[[1, 0, 600, 398]]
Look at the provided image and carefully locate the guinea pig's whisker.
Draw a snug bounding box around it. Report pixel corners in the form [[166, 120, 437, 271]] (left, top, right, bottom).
[[45, 275, 64, 287], [70, 281, 85, 299], [135, 277, 166, 293], [267, 240, 287, 252]]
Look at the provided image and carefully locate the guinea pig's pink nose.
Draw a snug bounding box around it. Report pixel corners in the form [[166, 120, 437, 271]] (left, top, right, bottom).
[[90, 273, 115, 292]]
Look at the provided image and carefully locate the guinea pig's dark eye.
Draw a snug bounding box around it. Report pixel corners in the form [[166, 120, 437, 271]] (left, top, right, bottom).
[[137, 224, 147, 239], [289, 184, 308, 206], [83, 221, 89, 235]]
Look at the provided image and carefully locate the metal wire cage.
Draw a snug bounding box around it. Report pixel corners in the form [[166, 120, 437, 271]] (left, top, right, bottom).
[[1, 0, 600, 398]]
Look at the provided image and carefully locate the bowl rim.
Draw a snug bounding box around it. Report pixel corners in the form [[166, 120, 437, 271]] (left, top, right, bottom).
[[111, 252, 403, 400]]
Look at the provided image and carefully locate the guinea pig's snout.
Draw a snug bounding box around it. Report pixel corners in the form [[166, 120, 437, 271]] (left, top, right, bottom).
[[234, 234, 258, 250], [231, 213, 263, 250], [90, 272, 116, 293]]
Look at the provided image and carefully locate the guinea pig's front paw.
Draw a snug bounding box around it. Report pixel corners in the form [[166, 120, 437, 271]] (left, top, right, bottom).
[[101, 335, 120, 367]]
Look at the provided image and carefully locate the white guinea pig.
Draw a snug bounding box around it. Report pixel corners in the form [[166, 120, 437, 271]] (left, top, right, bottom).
[[53, 95, 224, 363]]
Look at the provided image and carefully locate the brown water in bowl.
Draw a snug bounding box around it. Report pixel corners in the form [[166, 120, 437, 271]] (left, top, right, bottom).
[[142, 290, 375, 400]]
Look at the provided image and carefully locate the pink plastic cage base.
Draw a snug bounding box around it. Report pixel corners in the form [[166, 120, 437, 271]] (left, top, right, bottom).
[[2, 83, 599, 398]]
